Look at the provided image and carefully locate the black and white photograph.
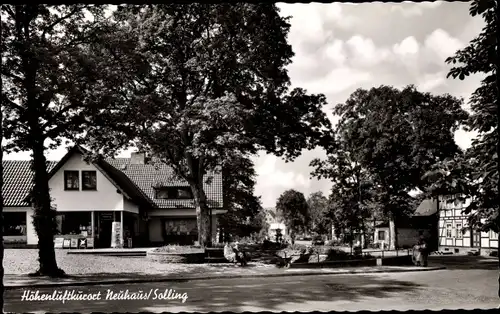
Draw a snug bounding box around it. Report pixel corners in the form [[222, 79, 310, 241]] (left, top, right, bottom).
[[1, 1, 499, 313]]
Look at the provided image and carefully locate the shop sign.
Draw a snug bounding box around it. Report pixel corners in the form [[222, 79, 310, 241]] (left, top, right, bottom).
[[54, 237, 64, 249], [100, 212, 114, 221], [78, 238, 87, 249], [87, 237, 94, 248], [111, 222, 122, 248], [63, 239, 71, 249]]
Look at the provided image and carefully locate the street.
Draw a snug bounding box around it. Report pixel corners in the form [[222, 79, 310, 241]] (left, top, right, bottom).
[[5, 256, 499, 313]]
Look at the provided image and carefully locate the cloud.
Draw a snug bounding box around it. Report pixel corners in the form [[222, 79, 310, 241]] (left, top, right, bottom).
[[346, 35, 391, 67], [323, 39, 347, 66], [393, 36, 419, 56], [424, 28, 464, 63], [390, 1, 443, 17], [417, 71, 447, 92], [254, 154, 314, 207]]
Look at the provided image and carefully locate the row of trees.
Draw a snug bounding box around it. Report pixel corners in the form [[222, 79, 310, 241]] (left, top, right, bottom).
[[273, 190, 329, 241], [1, 4, 333, 278], [279, 0, 498, 255]]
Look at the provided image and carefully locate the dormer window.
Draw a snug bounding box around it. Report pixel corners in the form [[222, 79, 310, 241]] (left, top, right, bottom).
[[155, 187, 193, 199]]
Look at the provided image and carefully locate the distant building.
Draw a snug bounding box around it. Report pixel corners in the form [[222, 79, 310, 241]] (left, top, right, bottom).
[[264, 208, 287, 241], [436, 195, 498, 256]]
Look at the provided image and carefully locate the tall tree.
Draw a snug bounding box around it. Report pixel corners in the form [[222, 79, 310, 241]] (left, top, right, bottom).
[[1, 4, 110, 276], [311, 138, 377, 246], [332, 85, 468, 249], [218, 155, 263, 240], [306, 191, 329, 235], [275, 189, 310, 241], [424, 0, 499, 297], [79, 4, 333, 247]]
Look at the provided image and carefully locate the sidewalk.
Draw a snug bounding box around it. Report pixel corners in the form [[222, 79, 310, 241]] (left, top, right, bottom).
[[4, 265, 445, 290]]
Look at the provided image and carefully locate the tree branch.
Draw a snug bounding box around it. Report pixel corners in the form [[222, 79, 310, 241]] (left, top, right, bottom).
[[1, 95, 25, 112], [41, 5, 87, 39]]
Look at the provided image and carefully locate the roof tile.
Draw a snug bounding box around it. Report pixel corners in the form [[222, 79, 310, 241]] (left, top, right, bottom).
[[3, 157, 222, 209]]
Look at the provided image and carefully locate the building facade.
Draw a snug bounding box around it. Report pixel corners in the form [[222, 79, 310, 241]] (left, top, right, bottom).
[[437, 195, 498, 256], [3, 146, 224, 248]]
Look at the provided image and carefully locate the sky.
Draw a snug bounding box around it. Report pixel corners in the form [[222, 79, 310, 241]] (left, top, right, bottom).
[[4, 1, 486, 209]]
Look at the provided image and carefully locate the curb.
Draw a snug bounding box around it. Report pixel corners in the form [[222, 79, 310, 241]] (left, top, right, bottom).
[[4, 266, 446, 290]]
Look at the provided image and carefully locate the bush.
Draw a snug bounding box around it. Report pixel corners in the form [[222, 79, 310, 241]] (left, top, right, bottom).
[[325, 248, 350, 261], [153, 245, 204, 254], [260, 240, 285, 250]]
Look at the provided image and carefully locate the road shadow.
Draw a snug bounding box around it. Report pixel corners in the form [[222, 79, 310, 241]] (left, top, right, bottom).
[[5, 274, 424, 313], [428, 256, 498, 270]]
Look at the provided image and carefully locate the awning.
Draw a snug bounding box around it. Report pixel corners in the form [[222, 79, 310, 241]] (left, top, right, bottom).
[[413, 199, 438, 217]]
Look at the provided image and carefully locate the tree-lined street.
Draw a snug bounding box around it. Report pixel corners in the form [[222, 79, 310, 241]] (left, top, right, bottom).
[[4, 256, 499, 312]]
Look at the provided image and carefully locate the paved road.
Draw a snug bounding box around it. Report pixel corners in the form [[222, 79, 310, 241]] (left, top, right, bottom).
[[5, 256, 499, 313]]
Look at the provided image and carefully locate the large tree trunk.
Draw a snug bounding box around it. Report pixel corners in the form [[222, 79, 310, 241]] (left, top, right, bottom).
[[389, 215, 398, 251], [190, 182, 211, 247], [493, 0, 500, 300], [30, 138, 64, 277], [1, 85, 4, 313]]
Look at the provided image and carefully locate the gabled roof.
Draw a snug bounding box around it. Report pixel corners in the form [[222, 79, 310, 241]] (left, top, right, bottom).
[[414, 199, 439, 217], [20, 146, 156, 209], [3, 146, 223, 209], [3, 160, 58, 207], [106, 158, 223, 209]]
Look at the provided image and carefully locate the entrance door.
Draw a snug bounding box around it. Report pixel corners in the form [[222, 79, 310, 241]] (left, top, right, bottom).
[[99, 221, 112, 248], [97, 212, 114, 248], [472, 229, 481, 248]]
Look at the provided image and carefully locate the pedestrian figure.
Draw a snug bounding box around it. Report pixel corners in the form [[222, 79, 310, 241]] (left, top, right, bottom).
[[233, 242, 249, 266], [413, 234, 428, 267]]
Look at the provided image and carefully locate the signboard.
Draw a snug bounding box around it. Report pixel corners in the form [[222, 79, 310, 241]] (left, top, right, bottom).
[[87, 237, 94, 248], [70, 238, 78, 249], [100, 213, 114, 221], [78, 238, 87, 249], [63, 239, 71, 249], [111, 222, 122, 248], [54, 238, 64, 249]]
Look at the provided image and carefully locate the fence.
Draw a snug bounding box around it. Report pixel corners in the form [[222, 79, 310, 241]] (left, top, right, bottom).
[[280, 248, 411, 261]]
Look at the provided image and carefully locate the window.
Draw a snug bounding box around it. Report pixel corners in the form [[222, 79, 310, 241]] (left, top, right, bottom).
[[82, 171, 97, 190], [456, 223, 462, 239], [177, 188, 193, 199], [3, 212, 27, 236], [55, 212, 91, 235], [490, 230, 499, 240], [155, 187, 193, 199], [64, 171, 79, 190], [446, 224, 452, 238], [378, 230, 386, 241]]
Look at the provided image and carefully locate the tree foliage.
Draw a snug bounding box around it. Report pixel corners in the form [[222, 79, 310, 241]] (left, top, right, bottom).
[[432, 0, 499, 233], [275, 189, 310, 239], [310, 138, 377, 242], [218, 155, 265, 239], [306, 191, 329, 235], [319, 85, 467, 248], [1, 4, 110, 276], [77, 4, 333, 246]]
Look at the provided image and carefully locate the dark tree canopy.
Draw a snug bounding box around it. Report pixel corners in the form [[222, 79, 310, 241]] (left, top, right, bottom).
[[219, 155, 265, 239], [306, 191, 330, 235], [275, 189, 310, 237], [1, 4, 110, 276], [74, 4, 333, 246]]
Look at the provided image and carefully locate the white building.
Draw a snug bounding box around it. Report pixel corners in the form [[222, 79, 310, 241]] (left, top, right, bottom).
[[3, 146, 224, 248]]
